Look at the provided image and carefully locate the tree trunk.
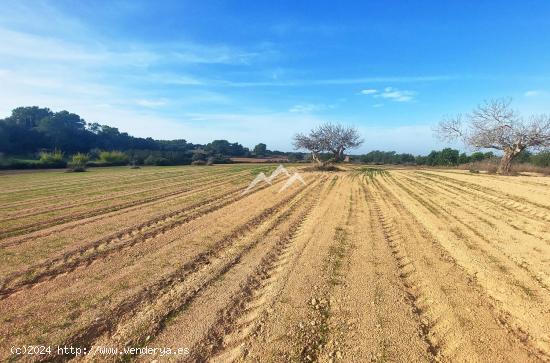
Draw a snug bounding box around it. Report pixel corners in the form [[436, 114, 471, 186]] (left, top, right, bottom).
[[497, 144, 524, 175], [331, 147, 345, 162], [311, 152, 322, 165], [337, 147, 344, 162], [497, 150, 514, 174]]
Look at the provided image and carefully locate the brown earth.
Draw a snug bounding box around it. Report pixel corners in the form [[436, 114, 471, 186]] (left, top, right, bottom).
[[0, 165, 548, 362]]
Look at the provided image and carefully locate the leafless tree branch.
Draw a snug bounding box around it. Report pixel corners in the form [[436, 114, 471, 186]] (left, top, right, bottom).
[[434, 98, 550, 174]]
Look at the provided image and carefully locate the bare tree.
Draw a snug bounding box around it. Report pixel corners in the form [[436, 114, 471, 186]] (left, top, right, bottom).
[[293, 123, 363, 164], [293, 131, 324, 164], [436, 99, 550, 174]]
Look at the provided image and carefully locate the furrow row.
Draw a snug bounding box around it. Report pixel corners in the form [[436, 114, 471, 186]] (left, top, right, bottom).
[[22, 179, 319, 361], [0, 176, 279, 298]]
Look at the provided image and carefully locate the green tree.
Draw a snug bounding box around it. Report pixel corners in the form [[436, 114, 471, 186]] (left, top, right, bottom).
[[437, 148, 459, 166], [458, 152, 470, 164], [253, 143, 267, 156], [531, 150, 550, 167], [515, 150, 532, 163], [470, 152, 485, 162], [5, 106, 53, 129], [426, 150, 440, 166], [37, 110, 89, 152]]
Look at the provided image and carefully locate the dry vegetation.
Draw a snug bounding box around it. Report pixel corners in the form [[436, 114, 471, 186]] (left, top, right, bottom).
[[0, 165, 549, 362]]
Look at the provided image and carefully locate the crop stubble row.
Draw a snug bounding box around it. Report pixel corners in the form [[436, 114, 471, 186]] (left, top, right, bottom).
[[0, 166, 548, 362]]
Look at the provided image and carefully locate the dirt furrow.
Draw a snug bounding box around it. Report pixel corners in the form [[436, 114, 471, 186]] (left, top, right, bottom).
[[232, 175, 353, 362], [398, 172, 550, 241], [416, 171, 550, 222], [0, 167, 219, 197], [0, 170, 253, 239], [327, 176, 433, 363], [426, 170, 550, 201], [136, 177, 325, 363], [0, 176, 281, 298], [0, 178, 318, 361], [393, 172, 550, 289], [292, 182, 360, 363], [0, 168, 201, 212], [196, 176, 341, 363], [0, 168, 249, 221], [0, 171, 251, 247], [378, 174, 549, 360]]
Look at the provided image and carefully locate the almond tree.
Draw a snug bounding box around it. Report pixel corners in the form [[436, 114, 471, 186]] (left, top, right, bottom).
[[293, 123, 363, 164], [436, 99, 550, 174], [293, 130, 324, 165]]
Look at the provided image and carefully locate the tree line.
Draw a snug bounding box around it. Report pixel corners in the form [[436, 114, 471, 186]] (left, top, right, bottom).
[[359, 149, 549, 167], [1, 105, 549, 170], [0, 106, 302, 169]]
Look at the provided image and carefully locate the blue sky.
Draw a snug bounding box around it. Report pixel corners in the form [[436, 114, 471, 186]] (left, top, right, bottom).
[[1, 1, 550, 153]]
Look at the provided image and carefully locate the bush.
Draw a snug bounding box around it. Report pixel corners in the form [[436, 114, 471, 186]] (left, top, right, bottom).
[[98, 151, 129, 165], [208, 154, 232, 164], [0, 159, 41, 169], [303, 164, 342, 172], [39, 150, 66, 168], [144, 155, 170, 166], [191, 160, 206, 166], [487, 164, 498, 174], [39, 150, 64, 163], [68, 153, 89, 172], [531, 151, 550, 167], [127, 150, 192, 166]]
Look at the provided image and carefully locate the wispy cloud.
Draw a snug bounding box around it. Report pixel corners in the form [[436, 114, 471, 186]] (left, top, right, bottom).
[[360, 86, 416, 102], [203, 75, 455, 88], [135, 99, 167, 108], [524, 90, 543, 97], [0, 26, 263, 68], [360, 89, 378, 95], [376, 87, 415, 102], [289, 103, 334, 113]]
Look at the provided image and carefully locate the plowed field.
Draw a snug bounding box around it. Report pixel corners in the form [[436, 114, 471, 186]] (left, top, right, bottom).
[[1, 165, 549, 362]]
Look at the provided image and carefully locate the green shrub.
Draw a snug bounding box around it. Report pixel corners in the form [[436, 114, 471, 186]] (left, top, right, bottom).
[[531, 151, 550, 167], [38, 150, 66, 168], [98, 151, 129, 165], [39, 150, 64, 163], [208, 154, 232, 164], [68, 153, 89, 171], [144, 155, 170, 166], [0, 159, 42, 169]]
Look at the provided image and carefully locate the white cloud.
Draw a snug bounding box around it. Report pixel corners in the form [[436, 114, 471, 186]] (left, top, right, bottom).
[[360, 89, 378, 95], [0, 26, 261, 69], [289, 103, 333, 113], [209, 75, 457, 88], [372, 103, 384, 108], [360, 86, 416, 103], [135, 99, 167, 108], [376, 87, 416, 102], [524, 90, 542, 97]]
